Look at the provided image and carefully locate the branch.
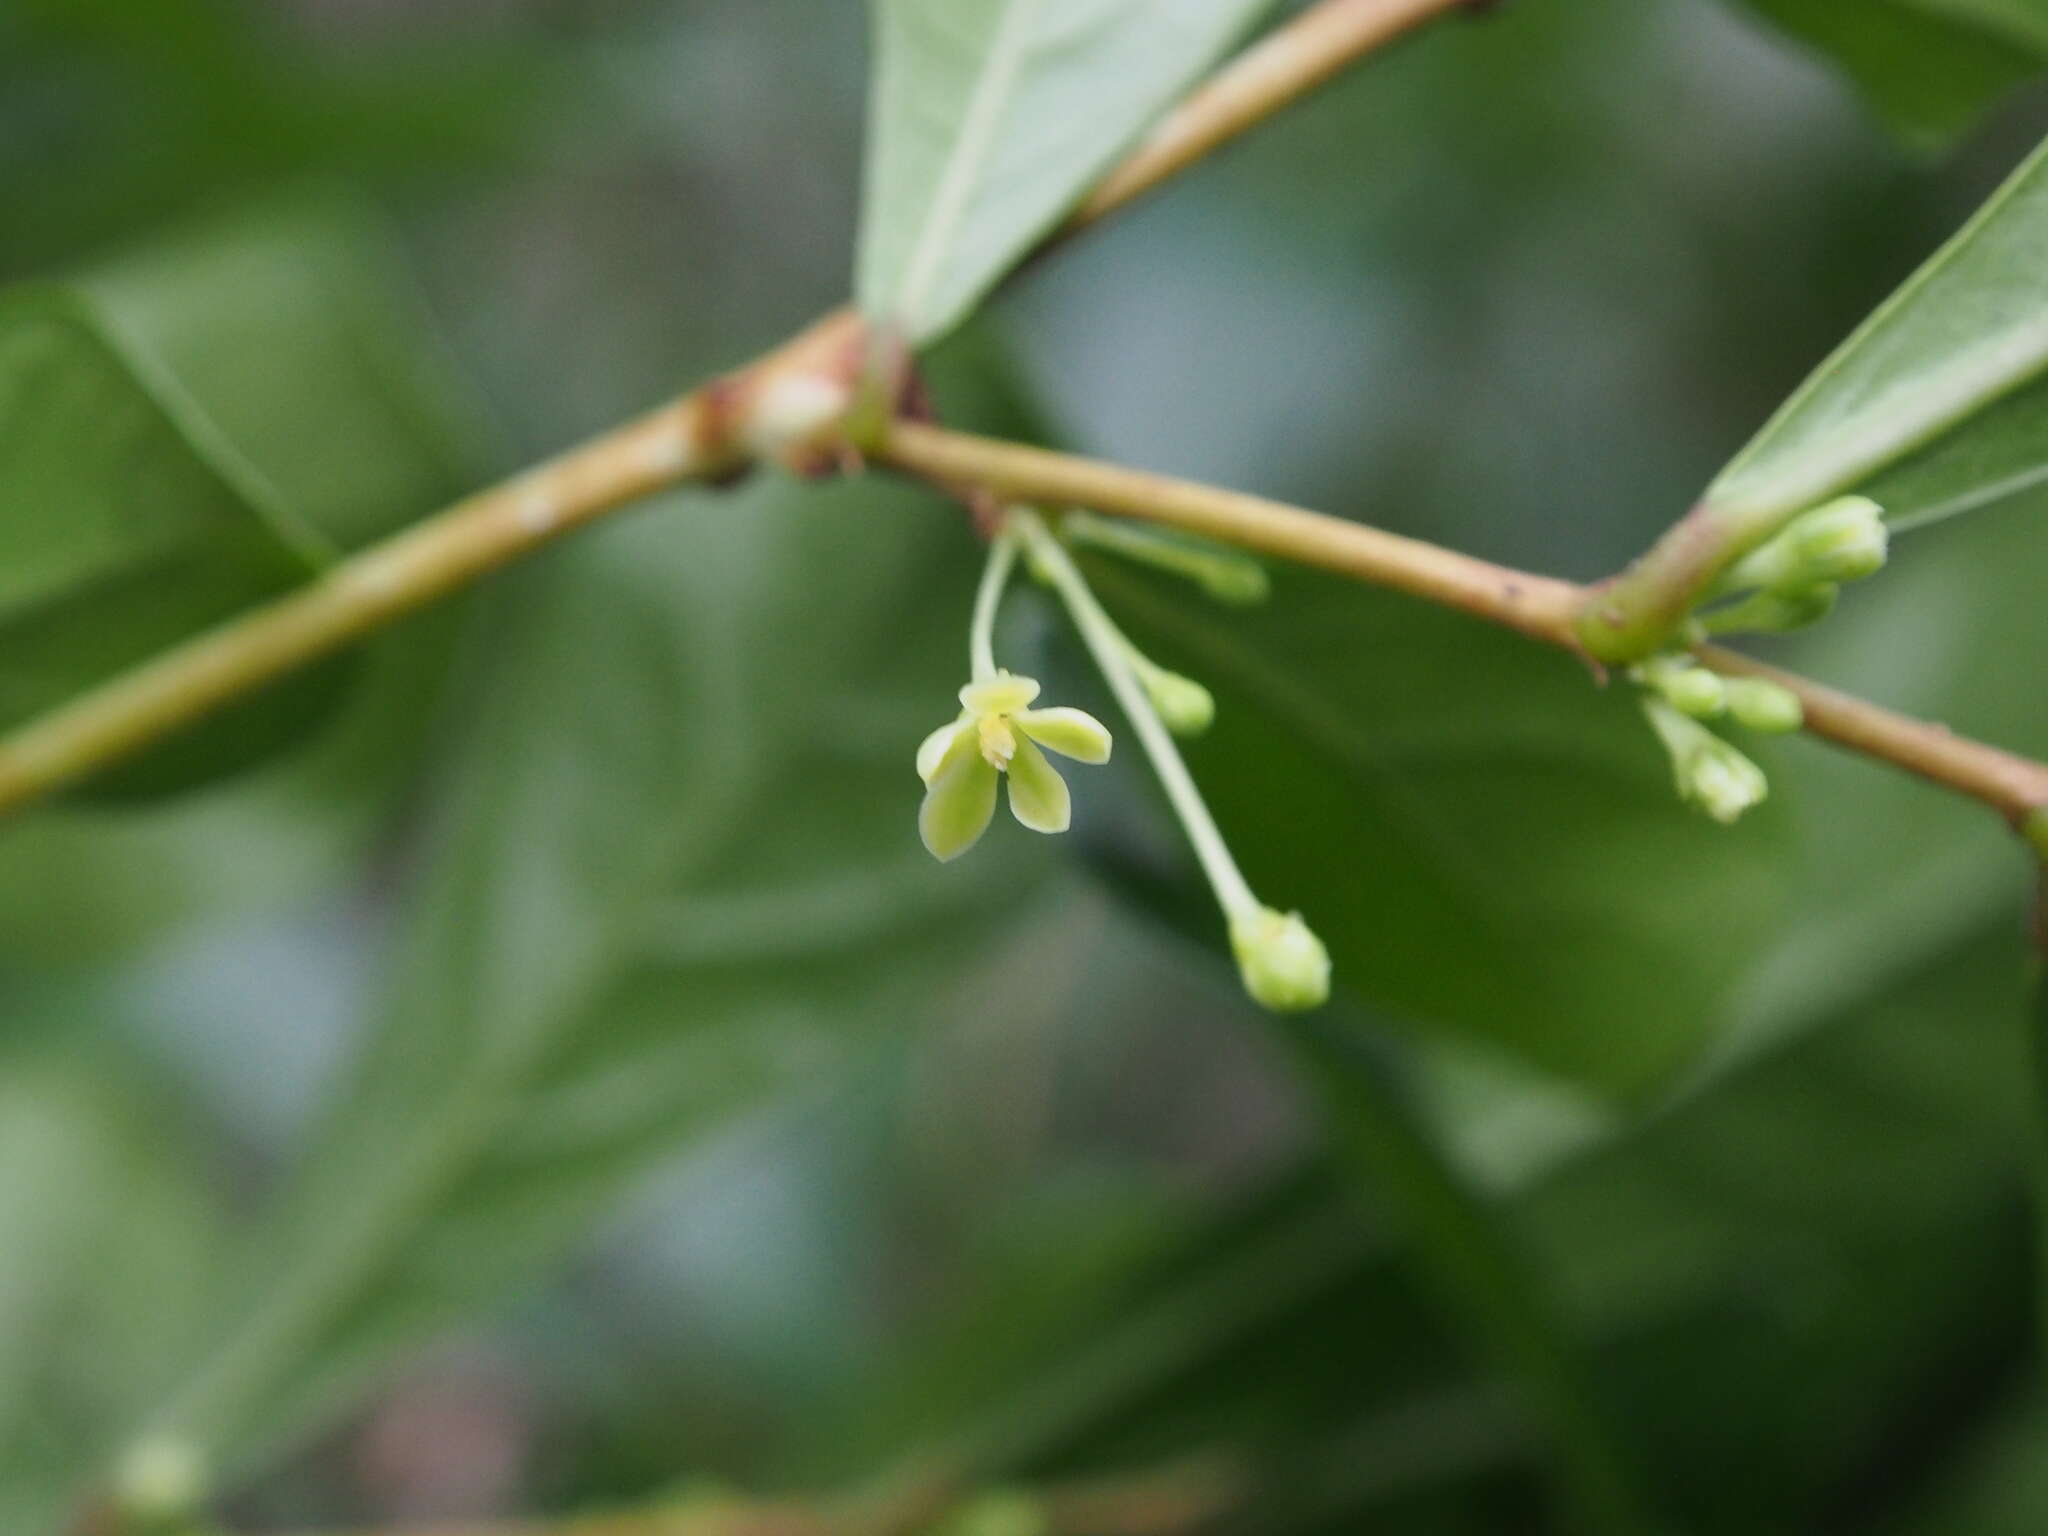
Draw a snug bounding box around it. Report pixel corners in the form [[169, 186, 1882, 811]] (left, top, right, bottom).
[[0, 0, 1467, 817], [1063, 0, 1475, 236], [873, 421, 2048, 832], [0, 311, 862, 818], [1695, 646, 2048, 826], [879, 421, 1582, 643]]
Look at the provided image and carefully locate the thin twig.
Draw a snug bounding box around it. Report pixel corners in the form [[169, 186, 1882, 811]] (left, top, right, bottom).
[[1697, 647, 2048, 824], [1063, 0, 1473, 235], [874, 421, 2048, 831], [879, 423, 1585, 643], [0, 0, 1462, 817]]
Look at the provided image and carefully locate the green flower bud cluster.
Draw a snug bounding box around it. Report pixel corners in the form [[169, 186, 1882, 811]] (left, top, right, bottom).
[[1633, 652, 1801, 824], [1634, 655, 1802, 736], [1633, 498, 1881, 821], [1700, 496, 1886, 638]]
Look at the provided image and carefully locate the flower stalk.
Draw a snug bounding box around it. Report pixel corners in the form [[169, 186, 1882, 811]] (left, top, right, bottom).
[[1016, 512, 1329, 1012], [969, 524, 1022, 682], [1060, 510, 1269, 606]]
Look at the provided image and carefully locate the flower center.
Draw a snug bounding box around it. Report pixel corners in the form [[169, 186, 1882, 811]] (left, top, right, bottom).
[[977, 712, 1018, 769]]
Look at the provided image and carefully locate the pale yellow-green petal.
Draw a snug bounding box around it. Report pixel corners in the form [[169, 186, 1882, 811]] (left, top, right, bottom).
[[919, 735, 997, 861], [917, 716, 970, 784], [1014, 706, 1111, 764], [959, 671, 1040, 717], [1005, 734, 1071, 834]]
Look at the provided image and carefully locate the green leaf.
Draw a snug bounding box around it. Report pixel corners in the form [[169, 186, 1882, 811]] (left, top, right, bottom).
[[1083, 562, 1787, 1096], [1733, 0, 2048, 148], [0, 203, 481, 796], [0, 1051, 224, 1534], [0, 595, 465, 972], [80, 198, 487, 554], [1704, 131, 2048, 536], [1522, 919, 2035, 1529], [0, 288, 328, 792], [1878, 1390, 2048, 1535], [857, 0, 1269, 344], [1282, 1018, 1653, 1534], [136, 465, 1048, 1482]]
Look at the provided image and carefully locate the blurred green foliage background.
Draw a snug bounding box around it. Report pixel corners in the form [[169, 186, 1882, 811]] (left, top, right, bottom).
[[8, 1, 2048, 1532]]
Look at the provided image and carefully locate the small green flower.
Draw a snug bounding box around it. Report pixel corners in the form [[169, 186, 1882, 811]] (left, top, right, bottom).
[[917, 671, 1111, 861]]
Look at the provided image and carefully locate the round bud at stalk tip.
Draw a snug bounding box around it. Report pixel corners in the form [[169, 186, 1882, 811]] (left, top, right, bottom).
[[1145, 668, 1216, 736], [1230, 906, 1331, 1012]]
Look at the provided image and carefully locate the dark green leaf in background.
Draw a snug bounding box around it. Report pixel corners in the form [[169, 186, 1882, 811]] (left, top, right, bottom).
[[127, 333, 1056, 1483], [1734, 0, 2048, 147], [0, 1051, 224, 1535], [0, 199, 482, 796], [0, 287, 328, 793]]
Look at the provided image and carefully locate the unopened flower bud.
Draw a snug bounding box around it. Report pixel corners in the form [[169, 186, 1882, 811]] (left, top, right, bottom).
[[1724, 496, 1887, 596], [1642, 697, 1769, 824], [1639, 656, 1726, 719], [1724, 678, 1803, 734], [1229, 906, 1331, 1012], [1142, 667, 1215, 736], [1787, 495, 1888, 583], [1686, 742, 1769, 823]]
